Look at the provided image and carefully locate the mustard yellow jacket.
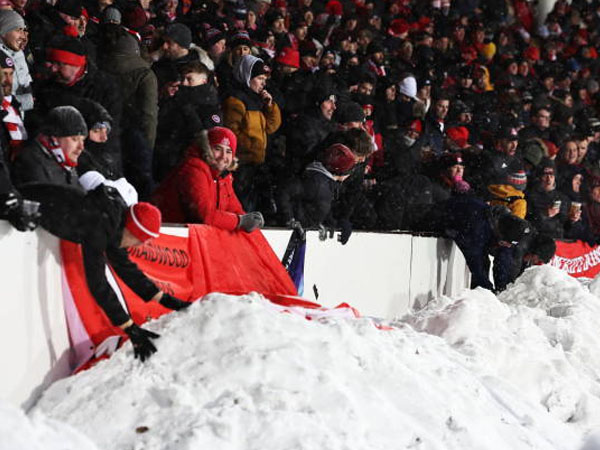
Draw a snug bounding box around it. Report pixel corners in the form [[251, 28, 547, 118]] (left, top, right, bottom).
[[223, 91, 281, 165], [488, 184, 527, 218]]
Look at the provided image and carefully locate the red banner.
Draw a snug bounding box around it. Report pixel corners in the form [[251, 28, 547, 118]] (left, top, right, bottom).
[[550, 240, 600, 278], [61, 225, 297, 370]]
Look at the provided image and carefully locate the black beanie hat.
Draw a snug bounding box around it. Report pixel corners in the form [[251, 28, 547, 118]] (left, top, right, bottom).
[[498, 214, 531, 244], [55, 0, 83, 18], [337, 102, 365, 124], [250, 60, 269, 79], [165, 23, 192, 49], [42, 105, 88, 137], [529, 234, 556, 263]]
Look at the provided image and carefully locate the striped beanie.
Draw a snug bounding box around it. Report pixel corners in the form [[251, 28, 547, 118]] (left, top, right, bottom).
[[506, 169, 527, 191]]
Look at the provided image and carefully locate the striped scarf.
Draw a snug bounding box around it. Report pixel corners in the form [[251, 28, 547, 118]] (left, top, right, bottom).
[[1, 96, 26, 159]]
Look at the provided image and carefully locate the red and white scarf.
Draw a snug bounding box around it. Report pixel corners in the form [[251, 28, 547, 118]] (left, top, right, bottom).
[[38, 135, 77, 168], [1, 96, 26, 157]]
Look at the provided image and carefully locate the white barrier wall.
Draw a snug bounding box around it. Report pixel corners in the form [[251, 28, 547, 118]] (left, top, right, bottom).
[[0, 224, 470, 408]]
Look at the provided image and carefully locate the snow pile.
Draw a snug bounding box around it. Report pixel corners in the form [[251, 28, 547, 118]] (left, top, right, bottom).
[[29, 288, 586, 450], [0, 400, 98, 450], [405, 265, 600, 433]]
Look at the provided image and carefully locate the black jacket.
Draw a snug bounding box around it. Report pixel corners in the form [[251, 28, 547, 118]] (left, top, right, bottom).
[[12, 139, 80, 189]]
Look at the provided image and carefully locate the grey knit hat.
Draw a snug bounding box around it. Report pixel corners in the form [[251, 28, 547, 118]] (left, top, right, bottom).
[[0, 10, 25, 36], [165, 23, 192, 49], [43, 106, 88, 137], [102, 6, 122, 24]]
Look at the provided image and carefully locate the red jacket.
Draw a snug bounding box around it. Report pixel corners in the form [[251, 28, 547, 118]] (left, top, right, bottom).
[[152, 156, 245, 230]]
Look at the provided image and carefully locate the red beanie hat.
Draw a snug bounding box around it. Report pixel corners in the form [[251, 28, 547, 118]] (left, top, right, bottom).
[[125, 202, 161, 242], [276, 47, 300, 68], [446, 126, 469, 148], [323, 143, 356, 175], [208, 126, 237, 156], [325, 0, 343, 16], [408, 119, 423, 134]]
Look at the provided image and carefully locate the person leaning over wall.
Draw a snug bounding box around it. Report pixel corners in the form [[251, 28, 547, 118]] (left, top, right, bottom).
[[152, 126, 264, 233]]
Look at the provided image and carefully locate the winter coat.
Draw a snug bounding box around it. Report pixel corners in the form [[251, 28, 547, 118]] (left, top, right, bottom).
[[433, 196, 517, 291], [154, 84, 222, 180], [0, 43, 33, 113], [99, 34, 158, 148], [526, 185, 568, 238], [223, 56, 282, 165], [277, 161, 340, 227], [285, 108, 336, 174], [152, 148, 245, 230], [11, 138, 81, 189], [488, 184, 527, 219]]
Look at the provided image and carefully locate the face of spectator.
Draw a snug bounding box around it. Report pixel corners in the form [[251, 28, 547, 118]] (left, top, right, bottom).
[[499, 138, 518, 156], [518, 61, 529, 76], [448, 164, 464, 178], [12, 0, 28, 9], [358, 82, 373, 96], [232, 44, 251, 60], [182, 71, 207, 87], [2, 27, 27, 51], [572, 174, 583, 193], [120, 228, 143, 248], [271, 18, 286, 34], [434, 99, 449, 120], [209, 39, 226, 59], [301, 55, 317, 68], [507, 62, 518, 75], [453, 26, 465, 42], [210, 143, 233, 172], [0, 67, 13, 96], [458, 112, 471, 123], [434, 37, 449, 52], [577, 139, 589, 163], [320, 98, 336, 120], [162, 38, 186, 59], [49, 60, 82, 84], [540, 168, 556, 191], [249, 74, 267, 94], [56, 135, 85, 163], [460, 76, 472, 89], [564, 94, 574, 108], [592, 186, 600, 203], [303, 10, 313, 26], [294, 25, 307, 41], [89, 126, 109, 143], [563, 141, 579, 164], [320, 53, 335, 68], [534, 109, 551, 129], [371, 51, 384, 64]]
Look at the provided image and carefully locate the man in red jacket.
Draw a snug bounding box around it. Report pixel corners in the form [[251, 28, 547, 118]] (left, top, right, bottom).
[[152, 126, 264, 232]]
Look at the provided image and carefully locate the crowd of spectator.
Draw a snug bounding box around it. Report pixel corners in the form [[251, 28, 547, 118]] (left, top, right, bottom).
[[1, 0, 600, 250]]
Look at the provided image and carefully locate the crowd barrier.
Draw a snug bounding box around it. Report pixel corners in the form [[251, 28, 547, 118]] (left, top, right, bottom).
[[0, 221, 470, 409]]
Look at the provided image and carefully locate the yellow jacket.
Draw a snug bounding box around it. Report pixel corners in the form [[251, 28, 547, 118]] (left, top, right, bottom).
[[223, 94, 281, 165], [488, 184, 527, 218]]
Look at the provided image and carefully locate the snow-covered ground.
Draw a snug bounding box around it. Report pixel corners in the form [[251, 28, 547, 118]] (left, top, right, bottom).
[[5, 265, 600, 449]]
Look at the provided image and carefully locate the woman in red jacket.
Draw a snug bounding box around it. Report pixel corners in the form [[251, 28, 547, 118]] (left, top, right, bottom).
[[152, 126, 264, 232]]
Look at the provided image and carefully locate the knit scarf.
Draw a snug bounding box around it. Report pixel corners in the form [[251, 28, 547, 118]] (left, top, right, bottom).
[[1, 96, 26, 158], [38, 135, 77, 168]]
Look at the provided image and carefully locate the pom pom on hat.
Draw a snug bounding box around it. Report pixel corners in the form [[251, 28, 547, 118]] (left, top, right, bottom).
[[125, 202, 162, 242], [207, 126, 237, 156]]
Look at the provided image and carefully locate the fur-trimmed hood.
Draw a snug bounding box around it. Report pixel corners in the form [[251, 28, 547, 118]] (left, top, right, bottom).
[[188, 129, 239, 172]]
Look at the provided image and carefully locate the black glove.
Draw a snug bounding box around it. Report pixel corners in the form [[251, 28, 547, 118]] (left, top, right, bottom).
[[159, 293, 191, 311], [286, 218, 305, 240], [338, 220, 352, 245], [238, 211, 265, 232], [124, 323, 160, 362], [0, 192, 40, 232]]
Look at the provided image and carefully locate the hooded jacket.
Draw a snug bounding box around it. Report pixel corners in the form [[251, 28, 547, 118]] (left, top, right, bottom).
[[223, 55, 281, 164], [488, 184, 527, 219], [152, 137, 245, 229]]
